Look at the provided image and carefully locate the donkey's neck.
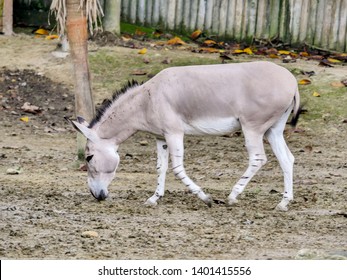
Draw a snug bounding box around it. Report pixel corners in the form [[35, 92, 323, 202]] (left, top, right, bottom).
[[94, 85, 148, 144]]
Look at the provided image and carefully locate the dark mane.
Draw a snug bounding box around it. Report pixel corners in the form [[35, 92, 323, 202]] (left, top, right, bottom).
[[88, 80, 142, 128]]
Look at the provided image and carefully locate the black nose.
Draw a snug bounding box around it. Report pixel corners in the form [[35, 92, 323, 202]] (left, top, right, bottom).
[[90, 190, 107, 201], [96, 190, 107, 201]]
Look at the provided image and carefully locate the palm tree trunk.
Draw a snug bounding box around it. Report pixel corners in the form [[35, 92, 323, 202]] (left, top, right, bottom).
[[103, 0, 121, 35], [66, 0, 95, 159]]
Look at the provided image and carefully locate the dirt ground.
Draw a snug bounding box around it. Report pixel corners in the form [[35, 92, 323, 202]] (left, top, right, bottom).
[[0, 33, 346, 260]]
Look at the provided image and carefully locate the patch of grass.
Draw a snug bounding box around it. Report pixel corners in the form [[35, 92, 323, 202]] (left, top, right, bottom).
[[89, 47, 219, 101], [121, 22, 157, 37], [298, 84, 347, 124], [120, 22, 192, 41]]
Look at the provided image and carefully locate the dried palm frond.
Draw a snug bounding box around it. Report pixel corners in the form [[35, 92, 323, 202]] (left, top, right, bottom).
[[80, 0, 104, 35], [49, 0, 104, 36]]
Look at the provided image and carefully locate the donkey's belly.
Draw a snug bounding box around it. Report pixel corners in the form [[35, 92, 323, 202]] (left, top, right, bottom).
[[183, 117, 241, 135]]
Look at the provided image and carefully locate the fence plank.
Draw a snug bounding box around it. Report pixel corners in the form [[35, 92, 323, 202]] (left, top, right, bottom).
[[338, 0, 347, 51]]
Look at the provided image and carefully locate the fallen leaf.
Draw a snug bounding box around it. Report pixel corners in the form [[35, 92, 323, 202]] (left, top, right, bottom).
[[310, 55, 324, 60], [298, 79, 311, 85], [198, 47, 221, 53], [191, 29, 202, 40], [300, 51, 309, 57], [312, 91, 320, 97], [203, 39, 217, 46], [318, 60, 333, 67], [138, 48, 147, 54], [232, 49, 245, 54], [278, 50, 291, 55], [167, 36, 186, 45], [45, 35, 59, 40], [268, 53, 279, 59], [20, 116, 29, 122], [21, 102, 42, 114], [327, 57, 342, 64], [243, 47, 253, 55], [331, 53, 347, 62], [34, 28, 49, 35]]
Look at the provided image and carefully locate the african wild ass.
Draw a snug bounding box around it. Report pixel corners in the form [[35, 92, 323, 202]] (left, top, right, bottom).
[[69, 61, 300, 211]]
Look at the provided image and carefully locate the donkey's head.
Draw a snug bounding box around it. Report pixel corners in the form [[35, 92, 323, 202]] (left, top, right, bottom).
[[69, 117, 119, 201]]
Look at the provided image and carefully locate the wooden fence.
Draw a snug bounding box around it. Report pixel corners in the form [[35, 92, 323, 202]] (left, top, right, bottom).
[[121, 0, 347, 52]]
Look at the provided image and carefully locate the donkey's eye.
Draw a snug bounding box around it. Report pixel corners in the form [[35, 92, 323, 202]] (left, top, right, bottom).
[[86, 155, 94, 162]]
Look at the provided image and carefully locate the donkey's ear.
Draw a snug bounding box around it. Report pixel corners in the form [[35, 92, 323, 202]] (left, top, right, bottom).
[[67, 117, 100, 143], [76, 116, 90, 127]]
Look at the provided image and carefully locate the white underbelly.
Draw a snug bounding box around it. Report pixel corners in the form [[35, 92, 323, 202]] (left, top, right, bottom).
[[183, 117, 241, 135]]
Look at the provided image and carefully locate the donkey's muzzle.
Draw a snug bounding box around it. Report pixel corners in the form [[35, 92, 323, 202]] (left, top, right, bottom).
[[90, 189, 108, 201]]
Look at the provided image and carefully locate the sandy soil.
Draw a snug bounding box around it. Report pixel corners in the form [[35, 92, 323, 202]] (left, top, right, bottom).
[[0, 34, 346, 260]]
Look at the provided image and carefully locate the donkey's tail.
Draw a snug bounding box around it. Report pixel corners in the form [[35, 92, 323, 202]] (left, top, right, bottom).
[[289, 87, 302, 127]]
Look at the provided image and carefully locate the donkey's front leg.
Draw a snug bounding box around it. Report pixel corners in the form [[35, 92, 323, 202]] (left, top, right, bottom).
[[166, 134, 212, 207], [145, 139, 169, 206]]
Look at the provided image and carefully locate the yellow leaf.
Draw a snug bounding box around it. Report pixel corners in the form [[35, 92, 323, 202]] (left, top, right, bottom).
[[45, 34, 59, 40], [203, 39, 217, 46], [20, 116, 29, 122], [199, 47, 221, 53], [243, 47, 253, 55], [300, 51, 309, 57], [299, 79, 311, 85], [278, 50, 291, 55], [312, 91, 320, 97], [138, 48, 147, 55], [191, 29, 202, 40], [268, 53, 279, 59], [167, 36, 186, 45], [34, 28, 49, 35], [327, 58, 342, 63], [232, 49, 244, 54]]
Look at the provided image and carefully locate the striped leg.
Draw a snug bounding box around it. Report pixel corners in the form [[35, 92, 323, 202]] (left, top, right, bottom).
[[228, 130, 267, 205], [166, 133, 212, 207], [145, 139, 169, 206]]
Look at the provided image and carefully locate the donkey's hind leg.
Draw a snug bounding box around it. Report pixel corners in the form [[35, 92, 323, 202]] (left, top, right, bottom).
[[266, 111, 295, 211], [228, 129, 267, 205], [165, 133, 212, 207], [145, 139, 169, 206]]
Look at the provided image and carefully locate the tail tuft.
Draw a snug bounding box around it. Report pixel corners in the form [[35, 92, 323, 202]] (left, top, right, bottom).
[[290, 105, 303, 127], [289, 88, 302, 127]]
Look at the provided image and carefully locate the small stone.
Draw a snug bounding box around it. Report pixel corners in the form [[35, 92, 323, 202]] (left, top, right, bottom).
[[81, 231, 99, 238], [139, 140, 149, 146], [6, 167, 22, 175]]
